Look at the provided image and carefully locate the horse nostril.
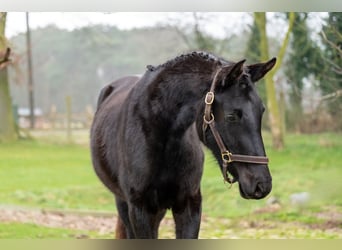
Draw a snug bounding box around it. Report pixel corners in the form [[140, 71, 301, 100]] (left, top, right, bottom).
[[254, 183, 263, 198], [253, 181, 272, 199]]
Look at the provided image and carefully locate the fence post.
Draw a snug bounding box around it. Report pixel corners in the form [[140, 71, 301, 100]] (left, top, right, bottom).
[[65, 95, 72, 143]]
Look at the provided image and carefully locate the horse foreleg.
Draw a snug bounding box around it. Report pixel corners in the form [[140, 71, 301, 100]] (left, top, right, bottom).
[[115, 196, 135, 238], [172, 191, 202, 239], [128, 205, 166, 239]]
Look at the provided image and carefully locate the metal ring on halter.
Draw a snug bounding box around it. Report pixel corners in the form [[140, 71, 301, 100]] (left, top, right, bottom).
[[203, 113, 215, 124], [221, 151, 232, 163]]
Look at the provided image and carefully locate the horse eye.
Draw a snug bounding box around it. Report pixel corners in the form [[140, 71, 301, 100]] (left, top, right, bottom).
[[226, 114, 238, 122], [226, 110, 242, 122]]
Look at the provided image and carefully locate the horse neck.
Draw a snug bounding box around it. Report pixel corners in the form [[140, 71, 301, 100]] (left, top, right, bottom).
[[165, 72, 211, 93], [140, 68, 214, 139], [160, 58, 217, 96]]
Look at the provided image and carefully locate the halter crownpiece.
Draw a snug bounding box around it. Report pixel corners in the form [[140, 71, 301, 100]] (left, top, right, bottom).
[[202, 66, 269, 183]]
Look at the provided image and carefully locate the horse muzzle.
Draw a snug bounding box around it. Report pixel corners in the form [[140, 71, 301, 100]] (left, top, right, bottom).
[[235, 164, 272, 200], [239, 180, 272, 199]]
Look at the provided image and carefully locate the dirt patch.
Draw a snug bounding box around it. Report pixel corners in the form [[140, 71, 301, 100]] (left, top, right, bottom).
[[1, 206, 341, 239], [315, 207, 342, 221], [313, 207, 342, 230], [0, 208, 117, 236]]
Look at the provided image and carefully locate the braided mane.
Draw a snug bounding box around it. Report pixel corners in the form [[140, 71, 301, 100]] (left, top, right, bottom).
[[147, 51, 230, 73]]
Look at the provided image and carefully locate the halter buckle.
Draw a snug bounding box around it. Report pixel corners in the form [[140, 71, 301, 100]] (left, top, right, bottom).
[[221, 151, 232, 163], [204, 92, 214, 105]]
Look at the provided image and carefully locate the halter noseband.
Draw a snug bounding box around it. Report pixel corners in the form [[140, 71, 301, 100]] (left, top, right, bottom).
[[202, 67, 269, 183]]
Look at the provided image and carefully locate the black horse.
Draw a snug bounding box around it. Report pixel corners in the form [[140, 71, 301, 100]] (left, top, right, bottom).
[[90, 51, 276, 239]]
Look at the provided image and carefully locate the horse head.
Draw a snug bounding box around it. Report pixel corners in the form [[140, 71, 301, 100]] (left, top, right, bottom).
[[199, 57, 276, 200]]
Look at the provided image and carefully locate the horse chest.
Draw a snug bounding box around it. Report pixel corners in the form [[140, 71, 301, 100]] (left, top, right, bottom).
[[144, 175, 197, 210], [128, 157, 202, 211]]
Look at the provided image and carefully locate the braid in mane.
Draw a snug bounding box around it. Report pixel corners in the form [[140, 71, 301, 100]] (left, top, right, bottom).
[[146, 51, 224, 73]]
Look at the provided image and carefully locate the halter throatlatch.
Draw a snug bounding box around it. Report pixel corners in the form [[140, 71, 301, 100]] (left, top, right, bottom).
[[203, 67, 269, 183]]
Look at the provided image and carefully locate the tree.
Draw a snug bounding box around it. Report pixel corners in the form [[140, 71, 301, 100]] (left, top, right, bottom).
[[254, 12, 295, 149], [319, 12, 342, 130], [245, 18, 262, 63], [9, 25, 189, 113], [244, 17, 267, 108], [285, 13, 322, 131], [169, 13, 228, 53], [0, 12, 17, 142]]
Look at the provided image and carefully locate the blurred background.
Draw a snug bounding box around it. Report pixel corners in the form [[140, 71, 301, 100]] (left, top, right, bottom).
[[0, 12, 341, 239]]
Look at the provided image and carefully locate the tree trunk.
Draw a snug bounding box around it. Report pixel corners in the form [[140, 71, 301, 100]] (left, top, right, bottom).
[[0, 12, 17, 142], [255, 12, 295, 149]]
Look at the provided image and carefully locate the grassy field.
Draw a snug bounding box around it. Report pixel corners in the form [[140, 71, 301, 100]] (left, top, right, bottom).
[[0, 223, 100, 239], [0, 131, 341, 238]]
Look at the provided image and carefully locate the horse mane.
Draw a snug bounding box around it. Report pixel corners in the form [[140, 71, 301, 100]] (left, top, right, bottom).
[[147, 51, 229, 73]]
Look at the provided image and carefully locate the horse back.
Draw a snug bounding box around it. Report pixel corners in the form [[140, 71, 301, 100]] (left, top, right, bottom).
[[96, 75, 141, 110]]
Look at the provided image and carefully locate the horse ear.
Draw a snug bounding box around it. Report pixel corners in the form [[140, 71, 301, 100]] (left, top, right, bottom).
[[248, 57, 277, 82], [221, 59, 246, 88]]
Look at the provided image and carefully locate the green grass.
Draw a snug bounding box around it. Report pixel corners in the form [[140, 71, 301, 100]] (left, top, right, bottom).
[[0, 140, 114, 211], [0, 132, 341, 238], [0, 222, 109, 239]]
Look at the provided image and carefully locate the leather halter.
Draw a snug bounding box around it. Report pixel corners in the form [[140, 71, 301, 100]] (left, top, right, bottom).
[[202, 67, 269, 183]]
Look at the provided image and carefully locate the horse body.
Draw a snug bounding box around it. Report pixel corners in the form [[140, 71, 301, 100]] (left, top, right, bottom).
[[91, 68, 206, 238], [90, 52, 276, 238]]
